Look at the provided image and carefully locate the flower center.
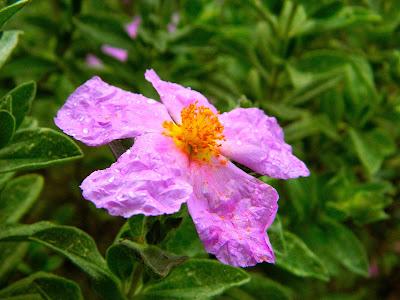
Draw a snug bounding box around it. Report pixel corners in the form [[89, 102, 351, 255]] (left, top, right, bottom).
[[162, 102, 225, 162]]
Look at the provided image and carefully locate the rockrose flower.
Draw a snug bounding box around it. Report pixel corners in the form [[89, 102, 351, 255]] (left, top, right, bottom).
[[54, 70, 309, 267]]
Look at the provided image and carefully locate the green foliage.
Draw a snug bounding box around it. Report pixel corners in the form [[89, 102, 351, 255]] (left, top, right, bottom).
[[0, 0, 398, 299], [0, 272, 83, 300], [0, 128, 82, 173], [0, 174, 43, 223], [138, 259, 250, 299], [0, 0, 29, 28], [276, 231, 329, 281], [0, 110, 15, 147], [0, 222, 124, 300], [0, 30, 21, 69]]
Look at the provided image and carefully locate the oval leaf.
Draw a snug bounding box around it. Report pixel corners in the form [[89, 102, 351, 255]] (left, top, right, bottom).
[[7, 81, 36, 128], [0, 128, 83, 173], [320, 218, 369, 276], [0, 272, 82, 300], [139, 259, 250, 299], [276, 231, 329, 281], [0, 30, 21, 69], [0, 174, 44, 223], [0, 222, 124, 300], [0, 0, 29, 28]]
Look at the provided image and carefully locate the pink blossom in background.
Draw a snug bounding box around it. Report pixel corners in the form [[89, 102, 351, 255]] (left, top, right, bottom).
[[101, 44, 128, 62], [167, 12, 180, 33], [85, 54, 104, 69], [125, 16, 141, 39], [369, 259, 379, 277], [54, 69, 309, 267]]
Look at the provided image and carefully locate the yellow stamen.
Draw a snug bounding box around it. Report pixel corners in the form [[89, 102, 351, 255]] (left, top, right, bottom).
[[163, 102, 225, 163]]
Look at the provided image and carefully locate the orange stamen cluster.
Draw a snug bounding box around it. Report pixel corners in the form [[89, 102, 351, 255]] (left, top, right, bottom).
[[163, 102, 225, 163]]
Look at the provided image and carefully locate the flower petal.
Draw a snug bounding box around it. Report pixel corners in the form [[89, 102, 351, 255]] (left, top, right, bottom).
[[220, 108, 310, 179], [187, 161, 278, 267], [101, 45, 128, 62], [145, 69, 217, 123], [125, 16, 141, 39], [81, 133, 192, 217], [55, 76, 172, 146]]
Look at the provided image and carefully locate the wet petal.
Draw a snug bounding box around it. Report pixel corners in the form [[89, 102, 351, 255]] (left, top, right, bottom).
[[55, 76, 172, 146], [81, 133, 192, 217], [220, 108, 309, 179], [145, 69, 217, 123], [188, 161, 278, 267]]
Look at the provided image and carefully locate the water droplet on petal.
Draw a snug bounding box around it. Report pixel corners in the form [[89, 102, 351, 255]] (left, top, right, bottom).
[[108, 176, 115, 183], [83, 128, 89, 134]]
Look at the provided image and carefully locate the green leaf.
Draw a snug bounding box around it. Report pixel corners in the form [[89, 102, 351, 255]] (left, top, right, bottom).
[[6, 81, 36, 128], [0, 0, 30, 28], [128, 214, 147, 242], [0, 94, 11, 111], [0, 172, 14, 191], [0, 30, 21, 69], [0, 128, 83, 173], [276, 231, 329, 281], [0, 174, 43, 223], [106, 244, 135, 282], [0, 272, 82, 300], [0, 242, 28, 283], [349, 129, 381, 175], [320, 218, 369, 276], [228, 273, 292, 300], [0, 110, 15, 148], [139, 259, 250, 299], [74, 15, 133, 50], [0, 222, 124, 300], [161, 214, 206, 257], [120, 239, 187, 277], [0, 174, 43, 282], [268, 215, 286, 256], [305, 6, 381, 34]]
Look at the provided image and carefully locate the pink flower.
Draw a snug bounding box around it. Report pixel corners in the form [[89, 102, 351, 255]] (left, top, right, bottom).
[[85, 54, 104, 69], [125, 16, 141, 39], [54, 70, 309, 267], [167, 12, 179, 33], [101, 44, 128, 62]]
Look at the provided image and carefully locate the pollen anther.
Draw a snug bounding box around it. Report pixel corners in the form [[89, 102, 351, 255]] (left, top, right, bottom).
[[163, 102, 225, 162]]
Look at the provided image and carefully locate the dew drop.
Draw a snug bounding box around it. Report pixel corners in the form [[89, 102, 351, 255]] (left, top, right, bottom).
[[108, 176, 115, 183], [83, 128, 89, 134]]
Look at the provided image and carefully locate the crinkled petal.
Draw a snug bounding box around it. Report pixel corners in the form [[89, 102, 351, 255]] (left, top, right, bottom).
[[81, 133, 192, 217], [187, 161, 278, 267], [220, 108, 310, 179], [145, 69, 217, 123], [55, 76, 172, 146]]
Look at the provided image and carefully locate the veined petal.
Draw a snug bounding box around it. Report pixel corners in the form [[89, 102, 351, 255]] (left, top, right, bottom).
[[81, 133, 192, 217], [55, 76, 172, 146], [220, 108, 310, 179], [188, 161, 278, 267], [145, 69, 217, 123]]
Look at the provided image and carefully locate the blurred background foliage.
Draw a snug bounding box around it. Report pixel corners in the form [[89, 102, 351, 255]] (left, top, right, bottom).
[[0, 0, 399, 299]]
